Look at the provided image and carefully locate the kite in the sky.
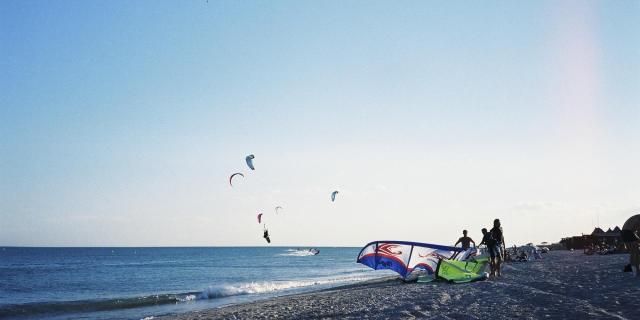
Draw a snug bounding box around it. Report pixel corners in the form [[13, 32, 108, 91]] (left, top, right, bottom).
[[246, 155, 255, 170], [263, 225, 271, 243], [331, 191, 339, 202], [229, 173, 244, 187]]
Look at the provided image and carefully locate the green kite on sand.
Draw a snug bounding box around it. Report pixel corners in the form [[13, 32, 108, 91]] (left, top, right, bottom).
[[427, 257, 490, 283]]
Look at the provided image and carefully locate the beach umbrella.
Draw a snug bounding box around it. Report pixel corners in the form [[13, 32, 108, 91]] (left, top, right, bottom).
[[622, 214, 640, 242], [623, 214, 640, 232]]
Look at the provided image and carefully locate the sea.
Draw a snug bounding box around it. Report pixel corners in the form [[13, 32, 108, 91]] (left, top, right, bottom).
[[0, 247, 393, 320]]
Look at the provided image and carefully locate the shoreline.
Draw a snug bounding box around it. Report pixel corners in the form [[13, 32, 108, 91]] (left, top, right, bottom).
[[159, 251, 638, 320]]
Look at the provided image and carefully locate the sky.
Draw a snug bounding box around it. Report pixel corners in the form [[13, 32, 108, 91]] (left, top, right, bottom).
[[1, 0, 638, 247]]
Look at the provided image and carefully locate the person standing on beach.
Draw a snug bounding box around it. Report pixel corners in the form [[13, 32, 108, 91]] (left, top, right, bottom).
[[626, 236, 640, 277], [454, 230, 476, 250], [622, 214, 640, 277], [480, 228, 497, 275], [490, 219, 505, 277], [622, 229, 640, 277]]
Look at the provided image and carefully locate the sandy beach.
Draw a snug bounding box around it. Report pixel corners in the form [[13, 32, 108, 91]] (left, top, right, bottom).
[[162, 251, 638, 320]]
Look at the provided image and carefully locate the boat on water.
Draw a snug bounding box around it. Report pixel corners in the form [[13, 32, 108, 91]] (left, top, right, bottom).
[[291, 248, 320, 255]]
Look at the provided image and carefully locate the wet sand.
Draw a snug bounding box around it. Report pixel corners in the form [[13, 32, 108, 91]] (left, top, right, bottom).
[[162, 251, 639, 319]]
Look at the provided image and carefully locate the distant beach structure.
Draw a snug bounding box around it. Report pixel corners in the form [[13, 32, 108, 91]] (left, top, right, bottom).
[[560, 226, 629, 253]]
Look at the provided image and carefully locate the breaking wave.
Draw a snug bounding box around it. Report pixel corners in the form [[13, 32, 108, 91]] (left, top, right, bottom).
[[1, 275, 377, 318], [199, 275, 372, 299], [0, 294, 191, 318]]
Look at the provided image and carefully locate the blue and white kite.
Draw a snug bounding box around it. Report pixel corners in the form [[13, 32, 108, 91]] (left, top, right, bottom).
[[246, 155, 255, 170]]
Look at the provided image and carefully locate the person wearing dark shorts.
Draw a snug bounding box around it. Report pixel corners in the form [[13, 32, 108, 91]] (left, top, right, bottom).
[[622, 228, 640, 277], [490, 219, 505, 277], [480, 228, 497, 275], [454, 230, 476, 250]]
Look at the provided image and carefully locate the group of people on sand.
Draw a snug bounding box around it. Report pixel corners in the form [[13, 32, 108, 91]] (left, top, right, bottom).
[[454, 218, 506, 277], [584, 242, 619, 256], [506, 245, 529, 262]]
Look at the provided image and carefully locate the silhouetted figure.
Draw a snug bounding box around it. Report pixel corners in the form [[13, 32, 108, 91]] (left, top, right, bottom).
[[454, 230, 476, 250]]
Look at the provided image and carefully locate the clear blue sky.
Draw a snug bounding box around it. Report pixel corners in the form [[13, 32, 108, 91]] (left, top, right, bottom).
[[1, 1, 638, 246]]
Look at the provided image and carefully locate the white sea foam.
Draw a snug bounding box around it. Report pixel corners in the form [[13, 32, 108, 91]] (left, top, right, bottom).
[[278, 249, 318, 256], [198, 275, 376, 300], [180, 294, 197, 302]]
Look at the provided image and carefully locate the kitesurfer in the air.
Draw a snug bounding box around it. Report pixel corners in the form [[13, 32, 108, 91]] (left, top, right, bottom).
[[490, 219, 505, 277], [454, 230, 476, 250], [263, 225, 271, 244]]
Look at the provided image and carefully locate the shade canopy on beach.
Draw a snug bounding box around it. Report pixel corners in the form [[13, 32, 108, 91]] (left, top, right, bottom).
[[621, 215, 640, 242], [622, 215, 640, 232]]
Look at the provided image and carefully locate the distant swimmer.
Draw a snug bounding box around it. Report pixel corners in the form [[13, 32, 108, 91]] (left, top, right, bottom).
[[454, 230, 476, 250]]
